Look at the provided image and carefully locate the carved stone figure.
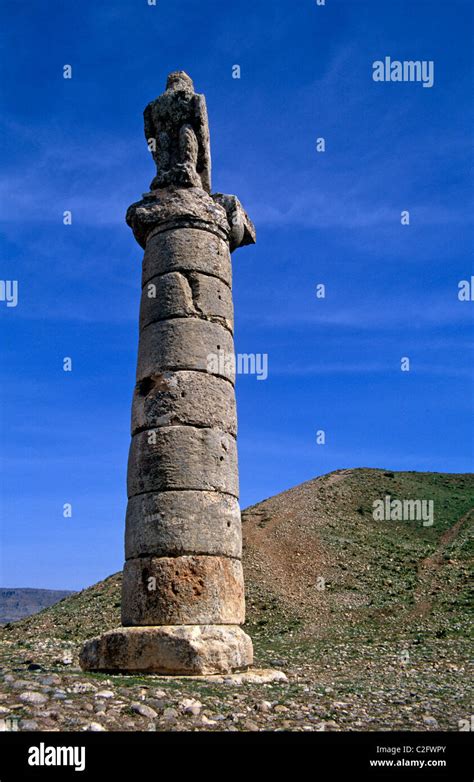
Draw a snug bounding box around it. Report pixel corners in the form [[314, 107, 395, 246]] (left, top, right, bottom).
[[144, 71, 211, 192]]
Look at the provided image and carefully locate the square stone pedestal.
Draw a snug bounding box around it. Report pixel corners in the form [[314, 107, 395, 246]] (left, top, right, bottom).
[[79, 624, 253, 676]]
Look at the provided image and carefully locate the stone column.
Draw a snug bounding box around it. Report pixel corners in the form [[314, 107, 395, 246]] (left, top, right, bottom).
[[80, 71, 255, 675]]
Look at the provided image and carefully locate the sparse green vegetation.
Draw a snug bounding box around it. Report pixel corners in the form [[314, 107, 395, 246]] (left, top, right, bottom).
[[0, 468, 472, 731]]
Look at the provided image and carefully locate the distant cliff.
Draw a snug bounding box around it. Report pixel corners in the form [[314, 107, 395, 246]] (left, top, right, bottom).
[[0, 588, 75, 624]]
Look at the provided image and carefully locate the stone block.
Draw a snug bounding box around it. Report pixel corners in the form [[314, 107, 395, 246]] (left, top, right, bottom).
[[125, 491, 242, 559], [140, 271, 233, 333], [136, 319, 235, 383], [131, 370, 236, 435], [127, 425, 238, 498], [121, 555, 245, 625], [125, 490, 241, 559], [127, 186, 230, 249], [142, 228, 232, 287], [80, 624, 253, 675]]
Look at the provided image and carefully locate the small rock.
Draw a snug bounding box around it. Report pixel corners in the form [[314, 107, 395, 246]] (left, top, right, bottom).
[[131, 702, 158, 719], [180, 698, 202, 716], [95, 690, 115, 699], [39, 675, 62, 686], [85, 722, 106, 732], [11, 680, 34, 690], [72, 682, 96, 694], [19, 719, 39, 730], [146, 698, 166, 711], [162, 707, 178, 722], [19, 692, 48, 706], [200, 714, 217, 726]]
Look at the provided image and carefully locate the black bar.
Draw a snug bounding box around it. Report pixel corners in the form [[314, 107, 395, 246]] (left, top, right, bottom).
[[0, 731, 471, 779]]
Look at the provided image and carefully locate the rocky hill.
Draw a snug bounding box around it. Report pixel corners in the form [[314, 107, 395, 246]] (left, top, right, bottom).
[[0, 468, 472, 732], [0, 588, 75, 625]]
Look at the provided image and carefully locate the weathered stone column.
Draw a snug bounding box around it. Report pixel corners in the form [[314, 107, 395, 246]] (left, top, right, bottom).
[[80, 71, 255, 675]]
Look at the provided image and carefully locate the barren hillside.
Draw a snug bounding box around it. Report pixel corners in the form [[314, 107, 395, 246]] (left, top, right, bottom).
[[0, 468, 472, 731]]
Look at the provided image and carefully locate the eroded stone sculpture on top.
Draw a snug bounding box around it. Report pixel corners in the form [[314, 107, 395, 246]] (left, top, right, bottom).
[[80, 71, 256, 674], [144, 71, 211, 192]]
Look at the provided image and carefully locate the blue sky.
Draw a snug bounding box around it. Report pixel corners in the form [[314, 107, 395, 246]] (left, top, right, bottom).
[[1, 0, 473, 589]]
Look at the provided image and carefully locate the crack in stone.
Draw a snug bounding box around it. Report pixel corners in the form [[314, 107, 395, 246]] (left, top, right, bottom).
[[185, 272, 204, 317]]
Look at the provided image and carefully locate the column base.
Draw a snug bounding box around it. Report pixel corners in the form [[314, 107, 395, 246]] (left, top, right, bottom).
[[79, 624, 253, 675]]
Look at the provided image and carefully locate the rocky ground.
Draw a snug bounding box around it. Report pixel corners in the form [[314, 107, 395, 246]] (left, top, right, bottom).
[[0, 468, 472, 732]]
